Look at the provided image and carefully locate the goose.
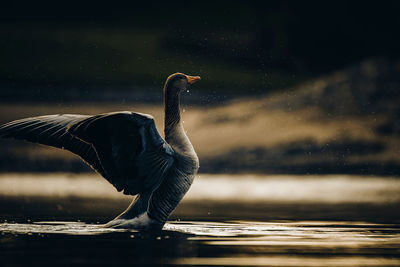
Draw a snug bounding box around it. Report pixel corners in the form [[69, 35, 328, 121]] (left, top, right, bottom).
[[0, 73, 201, 230]]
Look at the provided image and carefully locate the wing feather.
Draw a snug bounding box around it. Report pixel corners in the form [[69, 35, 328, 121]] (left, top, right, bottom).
[[0, 114, 108, 179]]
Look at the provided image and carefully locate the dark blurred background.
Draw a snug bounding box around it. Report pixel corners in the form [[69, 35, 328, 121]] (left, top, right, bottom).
[[0, 0, 400, 175], [1, 1, 399, 101]]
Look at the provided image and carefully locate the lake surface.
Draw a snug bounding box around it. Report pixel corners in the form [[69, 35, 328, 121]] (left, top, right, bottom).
[[0, 173, 399, 266]]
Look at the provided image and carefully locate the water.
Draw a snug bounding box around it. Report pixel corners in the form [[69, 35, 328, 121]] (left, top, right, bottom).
[[1, 220, 399, 266], [1, 174, 400, 266]]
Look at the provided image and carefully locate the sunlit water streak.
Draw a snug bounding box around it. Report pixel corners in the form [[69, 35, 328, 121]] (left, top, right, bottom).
[[1, 220, 399, 243]]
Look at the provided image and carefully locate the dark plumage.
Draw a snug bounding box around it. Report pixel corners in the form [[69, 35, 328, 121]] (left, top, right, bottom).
[[0, 73, 201, 230]]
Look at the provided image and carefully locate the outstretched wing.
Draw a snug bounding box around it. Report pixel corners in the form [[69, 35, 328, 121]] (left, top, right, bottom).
[[0, 112, 175, 195], [0, 114, 106, 177]]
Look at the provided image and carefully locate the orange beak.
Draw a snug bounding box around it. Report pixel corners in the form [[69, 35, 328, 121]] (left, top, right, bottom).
[[186, 75, 201, 84]]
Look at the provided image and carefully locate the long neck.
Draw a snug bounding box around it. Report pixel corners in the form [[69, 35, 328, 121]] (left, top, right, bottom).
[[164, 87, 195, 155], [164, 87, 181, 136]]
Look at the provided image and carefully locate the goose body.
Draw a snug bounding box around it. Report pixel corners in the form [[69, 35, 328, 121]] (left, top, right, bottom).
[[0, 73, 201, 230]]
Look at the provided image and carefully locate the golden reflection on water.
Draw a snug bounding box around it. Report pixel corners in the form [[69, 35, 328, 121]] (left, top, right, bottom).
[[166, 221, 400, 266]]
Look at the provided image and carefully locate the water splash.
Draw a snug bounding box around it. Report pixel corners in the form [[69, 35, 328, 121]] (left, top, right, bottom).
[[0, 221, 125, 235]]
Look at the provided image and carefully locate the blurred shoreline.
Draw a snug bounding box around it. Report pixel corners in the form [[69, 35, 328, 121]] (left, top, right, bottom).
[[0, 173, 399, 224], [0, 59, 399, 175]]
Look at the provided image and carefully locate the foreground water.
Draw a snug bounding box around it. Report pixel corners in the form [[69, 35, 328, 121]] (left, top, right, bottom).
[[0, 173, 399, 266], [1, 220, 399, 266]]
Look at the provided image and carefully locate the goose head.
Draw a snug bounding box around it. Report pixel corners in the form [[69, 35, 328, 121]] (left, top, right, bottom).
[[164, 73, 201, 94]]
